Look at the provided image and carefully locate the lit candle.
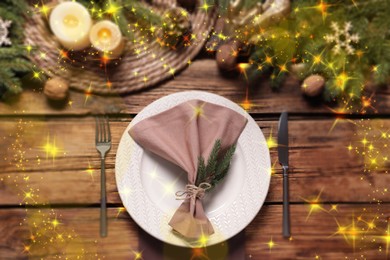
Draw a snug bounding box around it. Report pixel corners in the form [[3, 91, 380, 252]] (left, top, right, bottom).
[[49, 2, 92, 51], [89, 20, 125, 59]]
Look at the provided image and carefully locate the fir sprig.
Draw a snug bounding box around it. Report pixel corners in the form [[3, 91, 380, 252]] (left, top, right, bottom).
[[0, 1, 34, 99], [205, 139, 221, 179], [195, 139, 237, 190], [231, 0, 390, 101]]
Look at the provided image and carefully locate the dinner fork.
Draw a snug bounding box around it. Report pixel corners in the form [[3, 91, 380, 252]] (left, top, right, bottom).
[[95, 116, 111, 237]]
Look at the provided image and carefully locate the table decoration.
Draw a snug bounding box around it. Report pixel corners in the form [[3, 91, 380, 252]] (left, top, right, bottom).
[[23, 0, 216, 95], [301, 74, 326, 97], [116, 91, 271, 247], [0, 18, 12, 47], [129, 99, 248, 239], [89, 20, 125, 59], [43, 77, 69, 101], [158, 7, 192, 48], [49, 2, 92, 51], [212, 0, 390, 104], [0, 0, 33, 99]]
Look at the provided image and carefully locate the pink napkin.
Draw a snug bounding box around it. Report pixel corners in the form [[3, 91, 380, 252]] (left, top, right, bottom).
[[129, 99, 248, 238]]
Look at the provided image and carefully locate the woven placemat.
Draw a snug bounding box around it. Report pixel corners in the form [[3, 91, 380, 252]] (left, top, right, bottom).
[[24, 0, 216, 95]]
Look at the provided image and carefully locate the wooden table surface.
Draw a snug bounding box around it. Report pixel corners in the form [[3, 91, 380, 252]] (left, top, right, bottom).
[[1, 58, 389, 259]]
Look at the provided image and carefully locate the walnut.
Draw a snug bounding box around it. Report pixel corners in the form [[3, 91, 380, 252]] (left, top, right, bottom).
[[301, 74, 325, 97], [216, 41, 241, 71], [44, 77, 69, 100]]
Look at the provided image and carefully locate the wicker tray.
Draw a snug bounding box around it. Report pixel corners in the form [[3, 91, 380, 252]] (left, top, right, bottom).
[[25, 0, 216, 95]]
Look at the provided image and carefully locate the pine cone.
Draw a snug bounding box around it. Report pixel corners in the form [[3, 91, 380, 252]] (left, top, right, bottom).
[[157, 7, 192, 47]]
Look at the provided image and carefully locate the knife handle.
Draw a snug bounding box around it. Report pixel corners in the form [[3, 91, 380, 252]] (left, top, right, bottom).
[[282, 166, 291, 238]]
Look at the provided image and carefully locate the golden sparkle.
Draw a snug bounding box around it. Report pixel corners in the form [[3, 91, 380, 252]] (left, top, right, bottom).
[[302, 189, 326, 221], [132, 250, 143, 260], [238, 63, 250, 79], [241, 98, 252, 111], [266, 237, 277, 252], [84, 162, 95, 181], [265, 55, 273, 65], [23, 244, 31, 254], [267, 129, 278, 149], [197, 233, 209, 247], [40, 135, 61, 161], [51, 218, 61, 229], [106, 2, 119, 15], [188, 102, 208, 122], [84, 83, 93, 105], [335, 72, 350, 91], [39, 4, 50, 17], [200, 1, 212, 13], [116, 207, 125, 218], [330, 204, 338, 212], [32, 70, 41, 80], [380, 223, 390, 256], [332, 214, 365, 251], [26, 44, 33, 54]]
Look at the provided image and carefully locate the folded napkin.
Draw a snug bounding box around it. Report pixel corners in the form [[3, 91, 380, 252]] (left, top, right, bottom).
[[129, 99, 248, 239]]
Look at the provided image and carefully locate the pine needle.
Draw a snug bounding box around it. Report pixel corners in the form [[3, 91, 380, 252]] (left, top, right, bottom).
[[195, 139, 237, 190], [205, 139, 221, 178], [0, 1, 34, 99], [195, 156, 206, 186]]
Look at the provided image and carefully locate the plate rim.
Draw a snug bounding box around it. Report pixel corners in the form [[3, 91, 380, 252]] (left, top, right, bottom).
[[115, 91, 271, 247]]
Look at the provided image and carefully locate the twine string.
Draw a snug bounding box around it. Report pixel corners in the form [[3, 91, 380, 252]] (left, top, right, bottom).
[[175, 182, 212, 200]]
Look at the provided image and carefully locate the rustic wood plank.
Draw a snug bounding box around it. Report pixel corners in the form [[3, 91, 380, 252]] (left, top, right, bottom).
[[0, 59, 388, 116], [0, 118, 388, 205], [1, 205, 389, 259]]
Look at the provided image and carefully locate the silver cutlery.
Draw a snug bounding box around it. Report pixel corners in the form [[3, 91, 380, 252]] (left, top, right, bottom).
[[278, 112, 290, 238], [95, 116, 111, 237]]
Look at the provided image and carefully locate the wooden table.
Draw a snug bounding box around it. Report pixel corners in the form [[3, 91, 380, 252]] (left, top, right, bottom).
[[1, 58, 389, 259]]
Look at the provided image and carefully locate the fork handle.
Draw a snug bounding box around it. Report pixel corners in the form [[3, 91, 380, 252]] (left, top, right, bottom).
[[100, 158, 107, 237], [282, 166, 291, 238]]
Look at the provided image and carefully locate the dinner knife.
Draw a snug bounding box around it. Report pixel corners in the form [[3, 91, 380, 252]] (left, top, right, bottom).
[[278, 112, 290, 238]]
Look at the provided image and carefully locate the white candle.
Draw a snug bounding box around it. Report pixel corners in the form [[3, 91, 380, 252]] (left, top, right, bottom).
[[49, 2, 92, 51], [89, 20, 124, 59]]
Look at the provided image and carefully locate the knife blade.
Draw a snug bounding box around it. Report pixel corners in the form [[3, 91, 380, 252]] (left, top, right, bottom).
[[278, 112, 289, 166], [278, 112, 290, 238]]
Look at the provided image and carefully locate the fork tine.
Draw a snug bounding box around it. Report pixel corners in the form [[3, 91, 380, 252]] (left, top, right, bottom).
[[106, 116, 111, 142], [98, 117, 103, 142], [99, 117, 104, 142], [95, 117, 99, 143], [101, 116, 107, 142]]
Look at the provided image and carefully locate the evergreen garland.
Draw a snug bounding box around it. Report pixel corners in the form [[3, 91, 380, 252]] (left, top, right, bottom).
[[195, 139, 237, 189], [229, 0, 390, 101], [0, 0, 33, 99], [78, 0, 164, 41], [0, 0, 181, 99]]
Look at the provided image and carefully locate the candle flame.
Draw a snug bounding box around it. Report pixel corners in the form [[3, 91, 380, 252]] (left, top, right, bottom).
[[63, 15, 79, 28], [97, 28, 112, 44]]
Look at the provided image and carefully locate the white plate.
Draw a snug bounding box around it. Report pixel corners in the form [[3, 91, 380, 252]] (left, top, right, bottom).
[[115, 91, 271, 247]]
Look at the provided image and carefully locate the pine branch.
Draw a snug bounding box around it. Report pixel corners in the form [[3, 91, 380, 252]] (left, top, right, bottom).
[[116, 8, 135, 40], [215, 144, 236, 177], [0, 2, 33, 99], [0, 58, 32, 73], [121, 0, 163, 26], [194, 139, 237, 190], [211, 143, 236, 186], [0, 69, 23, 97], [195, 156, 206, 186], [0, 47, 28, 59], [205, 139, 221, 178]]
